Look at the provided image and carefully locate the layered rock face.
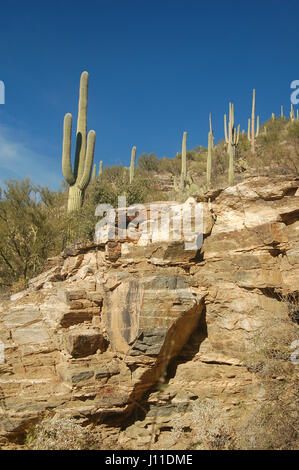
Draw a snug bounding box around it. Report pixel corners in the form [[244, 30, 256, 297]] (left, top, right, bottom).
[[0, 176, 298, 448]]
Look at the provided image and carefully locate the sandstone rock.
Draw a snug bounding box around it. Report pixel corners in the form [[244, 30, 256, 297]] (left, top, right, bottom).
[[0, 176, 298, 447], [64, 327, 106, 358]]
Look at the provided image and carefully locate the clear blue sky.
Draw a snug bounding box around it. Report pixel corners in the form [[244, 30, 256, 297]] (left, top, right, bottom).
[[0, 0, 298, 189]]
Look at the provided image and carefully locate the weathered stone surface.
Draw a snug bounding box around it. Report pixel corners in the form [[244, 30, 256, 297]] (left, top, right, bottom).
[[0, 176, 298, 447], [64, 327, 106, 358]]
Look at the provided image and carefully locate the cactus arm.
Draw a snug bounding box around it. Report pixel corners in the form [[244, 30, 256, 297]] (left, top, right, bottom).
[[247, 118, 251, 141], [224, 114, 229, 143], [236, 124, 240, 144], [256, 116, 259, 137], [99, 160, 103, 176], [129, 146, 136, 183], [62, 113, 75, 185], [91, 163, 96, 183], [74, 71, 89, 181], [78, 129, 96, 191]]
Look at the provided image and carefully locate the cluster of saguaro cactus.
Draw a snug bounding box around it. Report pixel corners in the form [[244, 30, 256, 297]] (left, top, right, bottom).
[[62, 76, 289, 205], [129, 146, 136, 183], [272, 106, 299, 122], [224, 103, 240, 186], [62, 71, 96, 212], [247, 89, 259, 154]]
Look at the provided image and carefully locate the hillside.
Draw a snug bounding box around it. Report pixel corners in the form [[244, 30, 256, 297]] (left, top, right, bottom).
[[0, 175, 298, 450]]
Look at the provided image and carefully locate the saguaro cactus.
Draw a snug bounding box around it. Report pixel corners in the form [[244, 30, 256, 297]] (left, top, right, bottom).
[[207, 115, 213, 187], [99, 160, 103, 177], [290, 104, 295, 121], [281, 105, 284, 119], [62, 71, 96, 212], [224, 103, 240, 186], [129, 146, 136, 183], [209, 113, 214, 149], [247, 89, 259, 154], [180, 131, 187, 189]]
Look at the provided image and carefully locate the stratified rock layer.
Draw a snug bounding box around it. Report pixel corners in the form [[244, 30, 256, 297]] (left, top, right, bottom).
[[0, 176, 298, 447]]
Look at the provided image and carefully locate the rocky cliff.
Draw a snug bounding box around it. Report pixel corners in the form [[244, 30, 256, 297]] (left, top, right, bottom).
[[0, 176, 298, 449]]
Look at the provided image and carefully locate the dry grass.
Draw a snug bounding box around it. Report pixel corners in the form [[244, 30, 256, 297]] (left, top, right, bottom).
[[25, 416, 101, 450]]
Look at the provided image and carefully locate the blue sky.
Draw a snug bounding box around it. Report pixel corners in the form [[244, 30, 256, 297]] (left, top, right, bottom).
[[0, 0, 298, 189]]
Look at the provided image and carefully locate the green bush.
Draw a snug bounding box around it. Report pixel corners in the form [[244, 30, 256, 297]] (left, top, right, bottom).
[[0, 179, 66, 291], [138, 153, 159, 172]]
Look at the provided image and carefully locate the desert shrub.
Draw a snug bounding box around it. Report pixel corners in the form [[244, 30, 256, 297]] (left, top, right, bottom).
[[283, 293, 299, 323], [0, 178, 67, 291], [138, 153, 159, 172], [164, 399, 233, 450], [190, 399, 233, 450], [235, 391, 298, 450], [288, 120, 299, 139], [242, 310, 297, 378], [260, 117, 287, 140], [235, 294, 299, 450], [237, 132, 251, 153], [25, 416, 100, 450], [212, 141, 228, 177], [156, 157, 181, 175], [92, 168, 155, 207], [62, 167, 157, 245]]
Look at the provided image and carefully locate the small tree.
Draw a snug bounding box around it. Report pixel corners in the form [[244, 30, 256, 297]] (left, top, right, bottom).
[[0, 179, 65, 290]]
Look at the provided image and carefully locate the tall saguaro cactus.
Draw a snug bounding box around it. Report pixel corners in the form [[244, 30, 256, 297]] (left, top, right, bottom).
[[207, 130, 213, 188], [224, 103, 240, 186], [209, 113, 214, 149], [207, 115, 213, 187], [99, 160, 103, 177], [129, 146, 136, 183], [247, 89, 259, 154], [290, 104, 295, 121], [62, 71, 96, 212], [180, 131, 187, 189]]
